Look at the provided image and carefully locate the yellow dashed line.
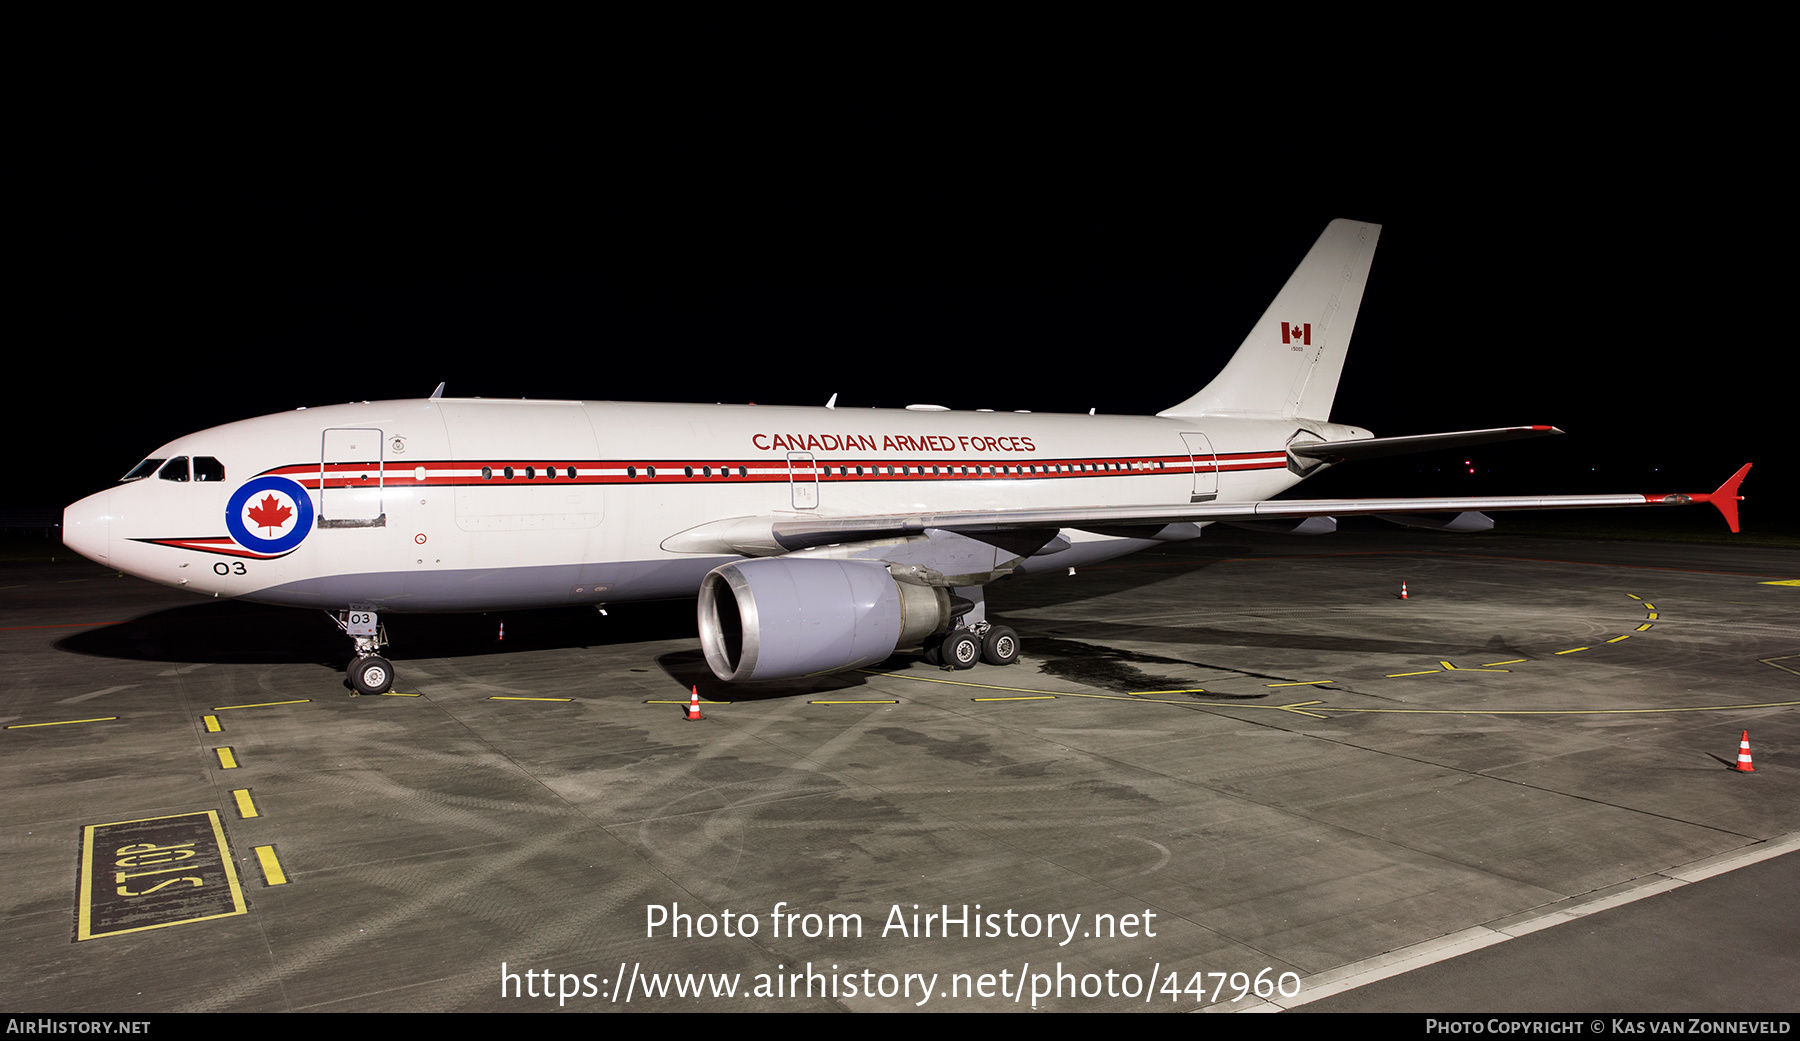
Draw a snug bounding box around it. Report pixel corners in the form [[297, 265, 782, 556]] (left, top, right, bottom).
[[212, 700, 311, 711], [1331, 700, 1800, 716], [254, 845, 288, 886], [231, 789, 259, 818], [214, 747, 238, 769], [857, 589, 1712, 720], [488, 696, 573, 702], [1760, 656, 1800, 677], [5, 717, 117, 729], [810, 700, 900, 705], [1438, 661, 1512, 672], [202, 715, 221, 733]]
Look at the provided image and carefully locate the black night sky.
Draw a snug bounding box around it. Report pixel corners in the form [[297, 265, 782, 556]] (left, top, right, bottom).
[[13, 144, 1784, 535]]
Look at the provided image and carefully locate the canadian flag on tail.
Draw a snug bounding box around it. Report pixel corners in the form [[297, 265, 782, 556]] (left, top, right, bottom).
[[1281, 321, 1311, 348]]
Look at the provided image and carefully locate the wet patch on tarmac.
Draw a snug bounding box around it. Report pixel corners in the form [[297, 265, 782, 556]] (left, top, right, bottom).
[[1024, 636, 1270, 698]]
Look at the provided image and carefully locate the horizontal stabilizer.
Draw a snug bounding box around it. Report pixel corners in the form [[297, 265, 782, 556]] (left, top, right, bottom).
[[1288, 426, 1561, 467]]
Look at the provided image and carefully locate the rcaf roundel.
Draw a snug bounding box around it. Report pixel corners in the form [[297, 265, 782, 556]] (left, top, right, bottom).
[[225, 476, 314, 555]]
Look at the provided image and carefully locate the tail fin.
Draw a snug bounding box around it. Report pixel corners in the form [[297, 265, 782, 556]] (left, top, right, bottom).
[[1159, 219, 1380, 421]]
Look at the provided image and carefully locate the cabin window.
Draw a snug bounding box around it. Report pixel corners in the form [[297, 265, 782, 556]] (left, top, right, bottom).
[[482, 467, 493, 480], [504, 466, 515, 479], [158, 457, 190, 482], [121, 458, 165, 482], [566, 467, 577, 479], [685, 466, 694, 478], [193, 457, 226, 482], [627, 466, 637, 478], [647, 466, 657, 478], [525, 466, 536, 479]]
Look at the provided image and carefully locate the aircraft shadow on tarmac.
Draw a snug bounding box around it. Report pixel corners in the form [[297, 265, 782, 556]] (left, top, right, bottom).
[[53, 598, 700, 668], [51, 537, 1432, 700], [46, 538, 1242, 661]]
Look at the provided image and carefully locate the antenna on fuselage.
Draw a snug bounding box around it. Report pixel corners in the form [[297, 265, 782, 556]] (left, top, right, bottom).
[[825, 393, 837, 410], [430, 382, 446, 399]]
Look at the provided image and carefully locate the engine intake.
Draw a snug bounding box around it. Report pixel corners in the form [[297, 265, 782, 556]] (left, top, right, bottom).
[[698, 558, 951, 682]]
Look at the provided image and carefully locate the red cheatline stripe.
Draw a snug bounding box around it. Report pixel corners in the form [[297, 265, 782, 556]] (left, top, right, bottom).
[[262, 451, 1290, 488]]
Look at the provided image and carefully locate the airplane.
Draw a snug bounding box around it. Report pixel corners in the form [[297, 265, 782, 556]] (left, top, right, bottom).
[[60, 219, 1750, 696]]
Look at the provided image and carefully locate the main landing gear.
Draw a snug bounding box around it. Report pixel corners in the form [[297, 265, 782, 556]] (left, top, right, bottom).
[[922, 622, 1021, 670], [331, 609, 394, 695], [919, 584, 1020, 671]]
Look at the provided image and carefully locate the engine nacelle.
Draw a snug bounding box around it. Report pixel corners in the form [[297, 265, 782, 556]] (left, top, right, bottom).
[[698, 558, 951, 682]]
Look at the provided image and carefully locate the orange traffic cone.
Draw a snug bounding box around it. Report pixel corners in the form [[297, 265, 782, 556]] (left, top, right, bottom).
[[685, 686, 704, 721], [1734, 730, 1755, 772], [1400, 582, 1409, 600]]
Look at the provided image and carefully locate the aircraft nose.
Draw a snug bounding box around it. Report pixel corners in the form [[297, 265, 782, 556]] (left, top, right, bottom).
[[63, 488, 115, 565]]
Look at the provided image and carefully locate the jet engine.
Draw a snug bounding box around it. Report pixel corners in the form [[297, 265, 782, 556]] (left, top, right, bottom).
[[698, 558, 952, 682]]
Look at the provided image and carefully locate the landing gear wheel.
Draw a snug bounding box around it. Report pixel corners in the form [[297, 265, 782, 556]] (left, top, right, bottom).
[[942, 630, 980, 670], [349, 655, 394, 696], [980, 625, 1019, 666]]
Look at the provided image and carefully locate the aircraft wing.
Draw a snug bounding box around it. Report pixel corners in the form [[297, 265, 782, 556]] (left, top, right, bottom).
[[664, 464, 1751, 556]]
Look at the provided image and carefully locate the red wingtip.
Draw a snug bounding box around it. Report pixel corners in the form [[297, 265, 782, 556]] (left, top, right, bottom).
[[1698, 463, 1752, 533]]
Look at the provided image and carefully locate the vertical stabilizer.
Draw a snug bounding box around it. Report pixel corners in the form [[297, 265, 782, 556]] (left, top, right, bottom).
[[1159, 219, 1379, 421]]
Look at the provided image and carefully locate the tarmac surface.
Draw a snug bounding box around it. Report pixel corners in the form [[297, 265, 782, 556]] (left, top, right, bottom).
[[3, 529, 1796, 1012]]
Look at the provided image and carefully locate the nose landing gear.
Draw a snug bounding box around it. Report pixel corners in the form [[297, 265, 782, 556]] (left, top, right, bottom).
[[331, 609, 394, 695], [348, 654, 395, 696]]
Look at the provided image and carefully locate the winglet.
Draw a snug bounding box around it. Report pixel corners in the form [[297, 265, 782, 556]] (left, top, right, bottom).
[[1693, 463, 1752, 533]]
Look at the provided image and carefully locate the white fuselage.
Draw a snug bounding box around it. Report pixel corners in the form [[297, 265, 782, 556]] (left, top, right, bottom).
[[62, 397, 1367, 612]]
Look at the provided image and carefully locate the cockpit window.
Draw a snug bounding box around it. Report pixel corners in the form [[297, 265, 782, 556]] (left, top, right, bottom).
[[158, 457, 190, 482], [193, 456, 226, 482], [121, 458, 165, 482]]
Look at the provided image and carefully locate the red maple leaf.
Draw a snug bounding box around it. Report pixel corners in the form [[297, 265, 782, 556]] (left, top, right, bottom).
[[247, 493, 294, 535]]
